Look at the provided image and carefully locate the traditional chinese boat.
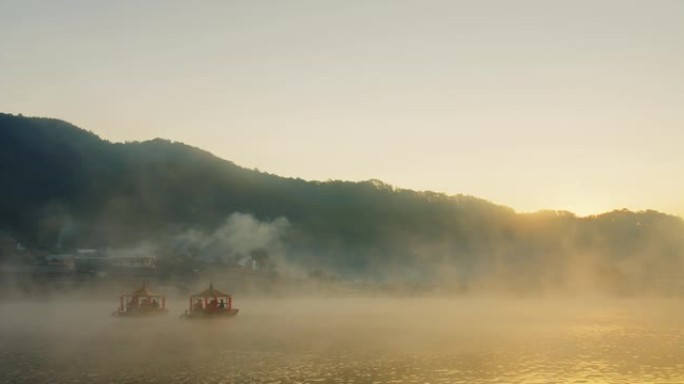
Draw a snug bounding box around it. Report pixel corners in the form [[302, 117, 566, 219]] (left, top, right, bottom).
[[113, 282, 168, 317], [181, 283, 239, 319]]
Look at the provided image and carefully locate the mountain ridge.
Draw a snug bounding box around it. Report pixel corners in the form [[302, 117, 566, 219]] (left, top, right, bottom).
[[2, 112, 683, 292]]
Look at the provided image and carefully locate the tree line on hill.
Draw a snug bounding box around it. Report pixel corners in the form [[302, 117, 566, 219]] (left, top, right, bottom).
[[2, 112, 683, 294]]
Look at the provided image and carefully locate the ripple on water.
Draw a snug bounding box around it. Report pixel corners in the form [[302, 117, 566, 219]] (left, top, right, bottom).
[[3, 299, 684, 383]]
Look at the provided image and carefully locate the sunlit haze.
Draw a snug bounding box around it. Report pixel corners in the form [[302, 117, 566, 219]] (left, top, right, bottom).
[[2, 0, 683, 217]]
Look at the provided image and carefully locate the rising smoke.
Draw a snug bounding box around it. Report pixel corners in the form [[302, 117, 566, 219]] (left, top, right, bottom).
[[173, 212, 290, 268]]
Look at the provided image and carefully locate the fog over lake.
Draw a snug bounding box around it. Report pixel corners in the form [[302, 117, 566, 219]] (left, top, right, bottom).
[[2, 296, 684, 383]]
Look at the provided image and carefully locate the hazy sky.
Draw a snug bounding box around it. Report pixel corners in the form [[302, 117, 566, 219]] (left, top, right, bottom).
[[2, 0, 683, 217]]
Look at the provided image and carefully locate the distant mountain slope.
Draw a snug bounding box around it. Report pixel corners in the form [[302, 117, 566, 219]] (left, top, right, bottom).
[[2, 113, 684, 293]]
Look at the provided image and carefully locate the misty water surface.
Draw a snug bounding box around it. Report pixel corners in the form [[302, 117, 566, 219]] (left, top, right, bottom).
[[2, 297, 684, 383]]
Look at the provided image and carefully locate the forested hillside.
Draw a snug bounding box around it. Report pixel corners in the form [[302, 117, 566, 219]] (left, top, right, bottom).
[[2, 113, 683, 293]]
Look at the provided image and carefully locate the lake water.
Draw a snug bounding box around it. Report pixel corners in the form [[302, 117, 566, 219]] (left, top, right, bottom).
[[1, 297, 684, 383]]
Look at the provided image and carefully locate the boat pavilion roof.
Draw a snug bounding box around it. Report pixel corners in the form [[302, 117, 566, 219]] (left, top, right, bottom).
[[128, 282, 163, 297], [191, 283, 230, 298]]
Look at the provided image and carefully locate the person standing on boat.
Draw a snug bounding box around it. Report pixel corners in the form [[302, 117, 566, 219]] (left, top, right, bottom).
[[208, 298, 218, 313]]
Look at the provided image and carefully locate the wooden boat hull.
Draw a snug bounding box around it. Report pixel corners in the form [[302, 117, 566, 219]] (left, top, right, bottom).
[[112, 309, 169, 317], [182, 309, 239, 319]]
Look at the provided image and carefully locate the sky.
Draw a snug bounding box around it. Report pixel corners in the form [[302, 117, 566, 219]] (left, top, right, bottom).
[[1, 0, 683, 217]]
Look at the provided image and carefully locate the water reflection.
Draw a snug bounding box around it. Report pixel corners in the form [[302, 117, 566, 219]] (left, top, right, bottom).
[[1, 298, 684, 383]]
